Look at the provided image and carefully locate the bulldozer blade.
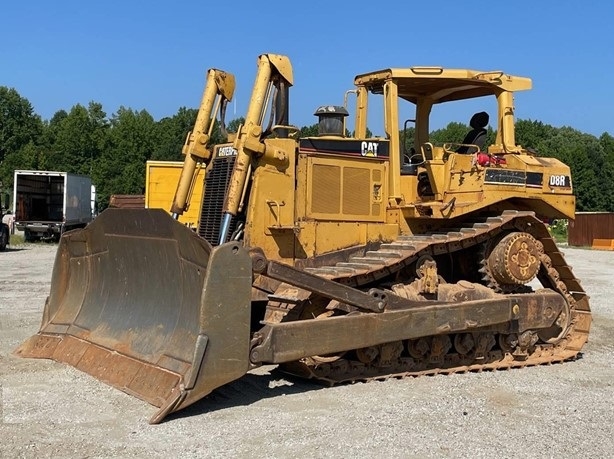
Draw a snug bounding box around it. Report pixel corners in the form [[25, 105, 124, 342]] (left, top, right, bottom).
[[15, 208, 253, 424]]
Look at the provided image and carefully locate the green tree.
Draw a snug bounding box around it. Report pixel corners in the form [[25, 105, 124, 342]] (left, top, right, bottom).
[[151, 109, 238, 162], [227, 117, 245, 134], [599, 133, 614, 211], [151, 107, 197, 161], [430, 122, 469, 145], [534, 127, 604, 211], [0, 142, 42, 190], [299, 123, 319, 137], [515, 119, 557, 151], [0, 87, 44, 187], [400, 125, 416, 157], [95, 107, 157, 209], [44, 102, 109, 175]]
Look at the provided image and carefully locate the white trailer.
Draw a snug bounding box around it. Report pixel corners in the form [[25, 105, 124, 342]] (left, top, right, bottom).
[[13, 170, 93, 242]]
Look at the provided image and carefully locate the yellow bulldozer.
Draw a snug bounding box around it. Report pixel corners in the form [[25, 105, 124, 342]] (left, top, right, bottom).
[[16, 54, 592, 424]]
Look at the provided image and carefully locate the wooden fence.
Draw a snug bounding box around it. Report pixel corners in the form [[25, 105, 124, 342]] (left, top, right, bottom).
[[568, 212, 614, 248]]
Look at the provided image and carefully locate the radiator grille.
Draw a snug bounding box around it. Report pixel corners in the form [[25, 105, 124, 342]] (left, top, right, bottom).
[[197, 156, 237, 245], [311, 164, 340, 214], [342, 167, 370, 215]]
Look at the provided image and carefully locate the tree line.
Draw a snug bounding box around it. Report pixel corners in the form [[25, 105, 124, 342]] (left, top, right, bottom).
[[1, 86, 613, 212]]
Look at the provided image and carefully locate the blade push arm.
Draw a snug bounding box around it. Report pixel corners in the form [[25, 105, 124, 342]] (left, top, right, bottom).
[[170, 69, 236, 218]]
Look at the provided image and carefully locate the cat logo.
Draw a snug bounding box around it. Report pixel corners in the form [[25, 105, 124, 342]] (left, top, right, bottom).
[[361, 141, 379, 157]]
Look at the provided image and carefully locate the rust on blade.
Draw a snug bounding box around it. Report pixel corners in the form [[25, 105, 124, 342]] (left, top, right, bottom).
[[17, 333, 181, 408], [15, 208, 253, 423]]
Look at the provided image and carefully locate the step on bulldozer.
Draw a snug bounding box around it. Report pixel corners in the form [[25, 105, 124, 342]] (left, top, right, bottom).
[[16, 54, 592, 424]]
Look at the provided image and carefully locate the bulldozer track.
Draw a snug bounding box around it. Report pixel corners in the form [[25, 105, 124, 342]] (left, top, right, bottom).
[[270, 210, 592, 384]]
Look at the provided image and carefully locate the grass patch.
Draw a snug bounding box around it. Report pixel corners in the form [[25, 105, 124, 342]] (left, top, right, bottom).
[[8, 234, 25, 246], [548, 219, 568, 244]]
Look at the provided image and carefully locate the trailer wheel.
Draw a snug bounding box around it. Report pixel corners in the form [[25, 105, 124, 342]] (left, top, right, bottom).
[[24, 229, 32, 242], [0, 227, 8, 251]]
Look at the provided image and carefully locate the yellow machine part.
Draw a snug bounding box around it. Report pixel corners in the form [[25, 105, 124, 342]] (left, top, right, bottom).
[[15, 209, 253, 423], [14, 54, 592, 425], [145, 161, 206, 228]]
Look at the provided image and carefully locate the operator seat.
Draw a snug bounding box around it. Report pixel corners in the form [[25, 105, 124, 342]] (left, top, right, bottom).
[[457, 111, 489, 153]]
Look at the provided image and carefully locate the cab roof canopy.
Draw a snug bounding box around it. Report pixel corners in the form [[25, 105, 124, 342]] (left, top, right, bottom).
[[354, 67, 532, 104]]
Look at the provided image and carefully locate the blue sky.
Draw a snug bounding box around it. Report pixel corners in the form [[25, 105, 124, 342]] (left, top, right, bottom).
[[1, 0, 612, 137]]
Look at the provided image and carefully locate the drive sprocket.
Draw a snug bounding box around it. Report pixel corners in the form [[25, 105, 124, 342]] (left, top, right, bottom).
[[482, 231, 543, 292]]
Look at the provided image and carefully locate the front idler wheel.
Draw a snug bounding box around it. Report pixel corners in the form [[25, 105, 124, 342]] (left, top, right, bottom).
[[537, 297, 572, 344]]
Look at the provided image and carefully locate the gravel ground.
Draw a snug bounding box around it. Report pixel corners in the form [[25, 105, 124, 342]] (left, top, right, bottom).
[[1, 242, 613, 458]]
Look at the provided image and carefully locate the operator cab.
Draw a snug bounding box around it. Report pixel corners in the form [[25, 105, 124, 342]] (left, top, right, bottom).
[[347, 67, 532, 205]]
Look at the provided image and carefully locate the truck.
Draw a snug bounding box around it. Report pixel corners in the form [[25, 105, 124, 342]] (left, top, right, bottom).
[[13, 170, 93, 242], [145, 160, 205, 228], [17, 55, 591, 424]]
